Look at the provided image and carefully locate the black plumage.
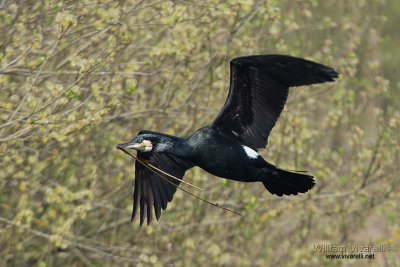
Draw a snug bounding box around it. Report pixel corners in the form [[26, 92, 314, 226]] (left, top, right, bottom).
[[118, 55, 338, 225], [133, 139, 193, 225]]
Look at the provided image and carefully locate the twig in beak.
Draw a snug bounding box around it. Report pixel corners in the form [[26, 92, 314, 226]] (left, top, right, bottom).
[[117, 146, 202, 191], [117, 146, 242, 216]]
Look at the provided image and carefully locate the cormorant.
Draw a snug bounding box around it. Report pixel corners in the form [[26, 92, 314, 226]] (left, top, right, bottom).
[[118, 55, 338, 225]]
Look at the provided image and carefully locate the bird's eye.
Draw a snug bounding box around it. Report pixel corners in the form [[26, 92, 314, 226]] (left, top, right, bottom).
[[137, 137, 143, 143]]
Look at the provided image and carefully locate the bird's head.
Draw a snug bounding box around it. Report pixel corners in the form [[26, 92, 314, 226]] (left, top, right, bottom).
[[118, 134, 155, 152], [118, 132, 176, 153]]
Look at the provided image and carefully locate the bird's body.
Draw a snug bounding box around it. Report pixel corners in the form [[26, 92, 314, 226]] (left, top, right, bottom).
[[118, 54, 338, 225], [186, 126, 265, 182]]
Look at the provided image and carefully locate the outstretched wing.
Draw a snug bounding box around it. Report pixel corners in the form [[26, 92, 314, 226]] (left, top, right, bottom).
[[211, 55, 338, 150], [132, 151, 193, 226]]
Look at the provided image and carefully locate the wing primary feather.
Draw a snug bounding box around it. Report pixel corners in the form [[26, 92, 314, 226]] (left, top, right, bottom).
[[139, 196, 146, 227], [150, 179, 162, 220], [157, 179, 169, 210], [146, 181, 153, 225], [131, 178, 141, 222], [162, 178, 174, 204]]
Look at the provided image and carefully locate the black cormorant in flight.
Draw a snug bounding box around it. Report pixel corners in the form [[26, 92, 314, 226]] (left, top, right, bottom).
[[118, 55, 338, 225]]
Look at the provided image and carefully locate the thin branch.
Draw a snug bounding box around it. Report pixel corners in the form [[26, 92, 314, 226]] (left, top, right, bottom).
[[60, 94, 93, 117], [104, 108, 171, 122], [149, 163, 204, 191], [2, 27, 66, 137], [3, 69, 160, 77], [0, 125, 32, 142], [0, 216, 139, 263], [85, 218, 131, 238], [0, 0, 13, 10], [360, 133, 383, 189], [0, 55, 106, 131], [0, 46, 31, 73], [176, 0, 218, 8], [72, 247, 95, 267]]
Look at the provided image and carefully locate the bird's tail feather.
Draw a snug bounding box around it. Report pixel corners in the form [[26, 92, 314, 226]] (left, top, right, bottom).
[[262, 168, 315, 196]]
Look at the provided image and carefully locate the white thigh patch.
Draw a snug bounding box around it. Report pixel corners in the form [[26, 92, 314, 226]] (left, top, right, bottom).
[[242, 145, 259, 159]]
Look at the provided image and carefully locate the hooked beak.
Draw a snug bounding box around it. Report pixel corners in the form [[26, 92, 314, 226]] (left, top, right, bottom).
[[117, 140, 153, 152]]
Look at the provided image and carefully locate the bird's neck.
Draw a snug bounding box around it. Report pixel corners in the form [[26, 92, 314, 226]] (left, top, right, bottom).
[[154, 135, 194, 158]]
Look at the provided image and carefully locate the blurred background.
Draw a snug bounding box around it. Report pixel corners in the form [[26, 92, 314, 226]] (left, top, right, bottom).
[[1, 0, 399, 266]]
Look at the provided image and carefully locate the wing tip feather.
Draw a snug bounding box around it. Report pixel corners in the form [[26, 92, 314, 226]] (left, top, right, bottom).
[[132, 153, 192, 226]]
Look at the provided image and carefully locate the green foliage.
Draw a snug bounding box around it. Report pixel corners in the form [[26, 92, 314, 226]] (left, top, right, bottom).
[[1, 0, 399, 266]]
